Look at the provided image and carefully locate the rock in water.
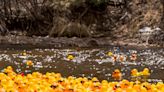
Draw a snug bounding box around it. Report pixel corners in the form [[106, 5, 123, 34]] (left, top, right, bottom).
[[150, 28, 164, 45], [138, 27, 163, 45]]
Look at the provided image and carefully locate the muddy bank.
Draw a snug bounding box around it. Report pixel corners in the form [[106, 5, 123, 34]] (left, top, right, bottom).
[[0, 0, 163, 37], [0, 35, 163, 49], [0, 0, 163, 48]]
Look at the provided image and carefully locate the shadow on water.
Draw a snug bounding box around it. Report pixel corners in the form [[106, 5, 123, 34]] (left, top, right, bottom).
[[0, 45, 163, 82]]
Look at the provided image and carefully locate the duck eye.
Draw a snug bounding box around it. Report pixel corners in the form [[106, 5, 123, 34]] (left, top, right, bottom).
[[58, 80, 63, 83], [93, 80, 98, 82], [50, 85, 58, 89], [15, 82, 19, 85], [115, 85, 120, 88], [4, 73, 7, 75], [94, 86, 99, 88], [81, 81, 84, 83], [143, 85, 147, 88], [144, 86, 149, 90], [125, 84, 128, 86], [69, 88, 73, 91]]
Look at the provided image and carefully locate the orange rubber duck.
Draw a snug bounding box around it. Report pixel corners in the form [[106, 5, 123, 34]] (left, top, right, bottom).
[[130, 52, 137, 61], [112, 69, 122, 80], [112, 54, 117, 62], [119, 54, 126, 62], [131, 69, 141, 77], [26, 60, 33, 66]]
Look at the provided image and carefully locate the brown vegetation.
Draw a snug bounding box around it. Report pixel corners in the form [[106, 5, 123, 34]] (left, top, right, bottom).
[[0, 0, 163, 39]]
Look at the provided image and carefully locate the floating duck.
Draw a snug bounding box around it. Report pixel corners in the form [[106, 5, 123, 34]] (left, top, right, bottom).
[[140, 68, 150, 76], [131, 69, 141, 77], [19, 52, 28, 59], [119, 54, 128, 62], [92, 77, 99, 82], [26, 60, 34, 66], [67, 54, 74, 60], [130, 52, 137, 61], [120, 79, 130, 89], [112, 69, 122, 80], [107, 51, 113, 56], [4, 66, 13, 74], [119, 55, 124, 62], [131, 68, 151, 77], [112, 54, 117, 62], [22, 52, 27, 56]]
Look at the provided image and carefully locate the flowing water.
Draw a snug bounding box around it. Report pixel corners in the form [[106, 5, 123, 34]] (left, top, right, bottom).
[[0, 46, 163, 82]]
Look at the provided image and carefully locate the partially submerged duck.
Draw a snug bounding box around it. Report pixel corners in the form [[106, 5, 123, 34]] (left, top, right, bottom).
[[112, 69, 122, 80], [67, 54, 75, 61], [130, 52, 137, 61]]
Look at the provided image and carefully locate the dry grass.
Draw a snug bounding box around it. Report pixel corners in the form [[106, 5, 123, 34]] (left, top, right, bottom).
[[0, 0, 163, 38], [114, 0, 163, 38], [49, 17, 90, 37]]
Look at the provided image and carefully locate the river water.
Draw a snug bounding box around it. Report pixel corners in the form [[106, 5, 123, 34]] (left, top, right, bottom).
[[0, 46, 163, 82]]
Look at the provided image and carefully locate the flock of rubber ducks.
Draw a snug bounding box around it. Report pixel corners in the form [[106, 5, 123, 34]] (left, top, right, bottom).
[[22, 51, 137, 68], [0, 66, 163, 92], [66, 51, 137, 62], [108, 51, 137, 62], [5, 50, 161, 92], [131, 68, 150, 77], [112, 68, 151, 81]]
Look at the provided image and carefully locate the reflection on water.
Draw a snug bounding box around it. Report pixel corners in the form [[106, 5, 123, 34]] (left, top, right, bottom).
[[0, 47, 163, 82]]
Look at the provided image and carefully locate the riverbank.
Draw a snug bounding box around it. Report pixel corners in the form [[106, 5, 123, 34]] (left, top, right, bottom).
[[0, 35, 163, 50], [0, 0, 163, 41]]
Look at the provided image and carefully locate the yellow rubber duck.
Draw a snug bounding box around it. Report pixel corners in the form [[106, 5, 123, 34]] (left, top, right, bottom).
[[120, 79, 130, 89], [131, 69, 141, 77], [26, 60, 34, 66], [92, 77, 99, 82], [127, 87, 138, 92], [101, 80, 108, 85], [4, 66, 13, 74], [115, 88, 123, 92], [67, 54, 74, 60], [141, 68, 150, 76], [156, 82, 164, 90], [107, 51, 113, 56], [22, 52, 27, 56], [133, 84, 140, 92], [112, 69, 122, 80]]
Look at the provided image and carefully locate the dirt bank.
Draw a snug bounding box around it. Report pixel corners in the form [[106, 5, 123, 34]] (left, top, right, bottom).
[[0, 35, 163, 49], [0, 0, 163, 47]]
